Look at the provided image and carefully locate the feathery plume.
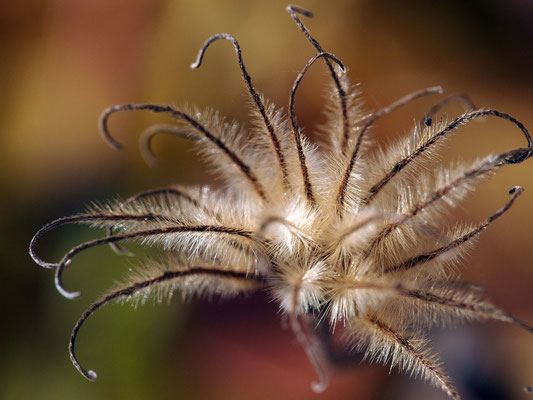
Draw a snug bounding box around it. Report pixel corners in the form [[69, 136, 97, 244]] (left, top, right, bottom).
[[30, 5, 533, 399]]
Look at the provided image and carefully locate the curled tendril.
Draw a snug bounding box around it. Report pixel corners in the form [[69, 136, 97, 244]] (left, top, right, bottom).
[[383, 186, 524, 275], [69, 268, 265, 380], [336, 86, 443, 215], [53, 224, 256, 298], [191, 33, 289, 189], [286, 4, 350, 153], [289, 52, 345, 205], [99, 103, 267, 200], [363, 109, 533, 206]]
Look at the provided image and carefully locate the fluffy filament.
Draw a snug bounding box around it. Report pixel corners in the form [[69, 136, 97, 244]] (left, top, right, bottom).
[[384, 186, 524, 275], [69, 267, 265, 381], [258, 216, 312, 242], [331, 211, 394, 254], [190, 33, 289, 189], [30, 6, 533, 396], [337, 86, 443, 215], [363, 148, 532, 258], [106, 187, 220, 255], [99, 103, 267, 200], [363, 110, 533, 205], [286, 5, 350, 153], [30, 213, 178, 269], [54, 224, 257, 299], [363, 316, 460, 400], [290, 52, 345, 205], [405, 288, 533, 332], [343, 280, 533, 333]]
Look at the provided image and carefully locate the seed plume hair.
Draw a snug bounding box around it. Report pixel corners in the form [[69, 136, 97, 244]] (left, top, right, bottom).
[[30, 4, 533, 399]]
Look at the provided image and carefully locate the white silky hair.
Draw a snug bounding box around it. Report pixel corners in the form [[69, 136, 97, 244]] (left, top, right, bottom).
[[29, 5, 533, 400]]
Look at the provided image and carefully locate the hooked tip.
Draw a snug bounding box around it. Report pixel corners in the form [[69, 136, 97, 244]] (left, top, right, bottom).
[[287, 5, 314, 18], [86, 370, 98, 381], [139, 149, 160, 169], [77, 364, 98, 381], [99, 107, 124, 150], [108, 140, 123, 151], [506, 148, 533, 164], [55, 263, 81, 299], [510, 315, 533, 334], [311, 378, 328, 393], [336, 60, 346, 73], [29, 231, 60, 269], [100, 127, 123, 150], [59, 288, 81, 300], [30, 253, 59, 270]]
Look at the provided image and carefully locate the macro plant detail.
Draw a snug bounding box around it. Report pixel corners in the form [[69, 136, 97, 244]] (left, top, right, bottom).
[[29, 5, 533, 399]]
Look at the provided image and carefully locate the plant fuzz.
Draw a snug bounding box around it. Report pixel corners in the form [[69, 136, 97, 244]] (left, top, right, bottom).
[[30, 5, 533, 399]]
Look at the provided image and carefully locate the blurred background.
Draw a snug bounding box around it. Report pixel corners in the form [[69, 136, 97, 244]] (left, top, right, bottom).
[[2, 0, 533, 399]]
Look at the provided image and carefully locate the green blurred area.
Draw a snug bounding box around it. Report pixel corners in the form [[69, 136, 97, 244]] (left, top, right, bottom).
[[2, 1, 533, 399]]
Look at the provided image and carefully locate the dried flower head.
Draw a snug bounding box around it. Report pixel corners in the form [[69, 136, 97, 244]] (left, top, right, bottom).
[[30, 5, 533, 399]]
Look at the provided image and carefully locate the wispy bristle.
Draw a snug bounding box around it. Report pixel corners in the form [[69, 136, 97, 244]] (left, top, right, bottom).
[[30, 5, 533, 399]]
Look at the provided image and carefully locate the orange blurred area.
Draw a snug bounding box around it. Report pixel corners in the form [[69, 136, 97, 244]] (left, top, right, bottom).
[[3, 1, 533, 399]]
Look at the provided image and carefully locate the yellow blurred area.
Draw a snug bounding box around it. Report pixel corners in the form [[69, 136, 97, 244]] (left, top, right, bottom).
[[3, 1, 533, 399]]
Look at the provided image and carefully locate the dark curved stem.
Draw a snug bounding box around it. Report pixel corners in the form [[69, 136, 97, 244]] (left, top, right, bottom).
[[54, 224, 257, 299], [384, 186, 524, 275], [106, 187, 221, 255], [337, 86, 443, 215], [365, 316, 460, 399], [286, 5, 350, 153], [362, 147, 532, 258], [69, 267, 265, 380], [191, 33, 289, 190], [290, 52, 345, 206], [362, 109, 532, 206], [30, 214, 171, 269], [99, 103, 267, 200]]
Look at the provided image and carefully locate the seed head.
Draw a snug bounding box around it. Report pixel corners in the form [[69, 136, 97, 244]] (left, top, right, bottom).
[[30, 5, 533, 399]]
